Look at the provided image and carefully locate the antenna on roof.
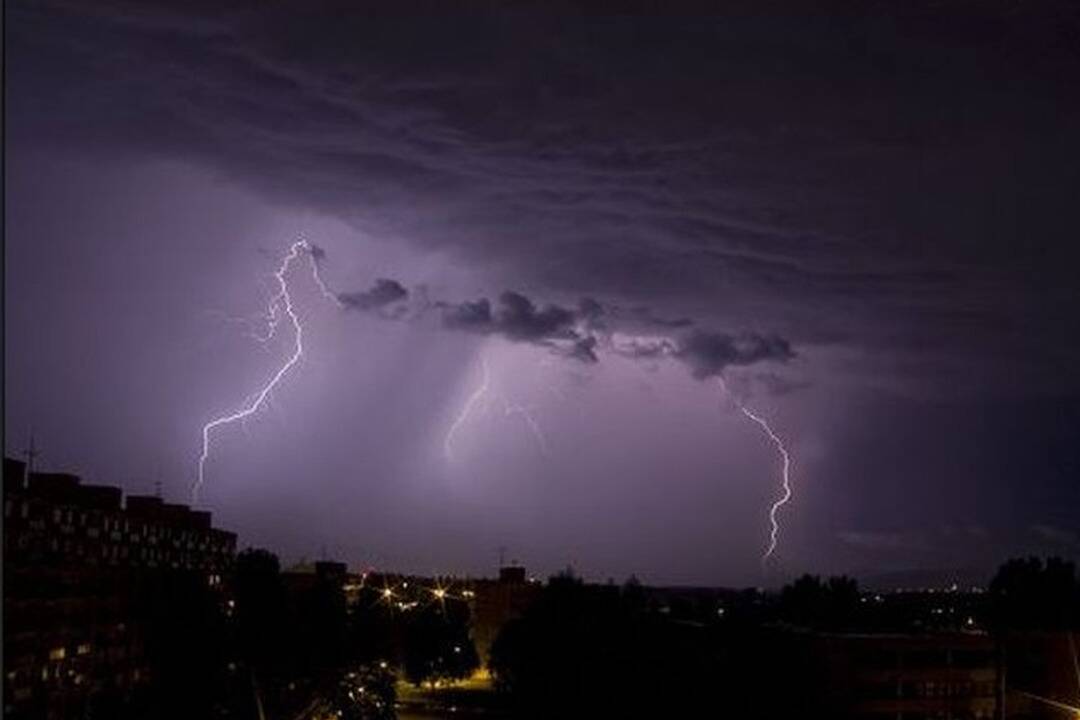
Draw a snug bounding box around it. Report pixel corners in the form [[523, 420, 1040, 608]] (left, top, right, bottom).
[[23, 428, 41, 487]]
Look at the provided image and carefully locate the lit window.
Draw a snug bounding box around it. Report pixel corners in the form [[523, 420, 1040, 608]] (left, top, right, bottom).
[[48, 647, 65, 661], [77, 644, 91, 656]]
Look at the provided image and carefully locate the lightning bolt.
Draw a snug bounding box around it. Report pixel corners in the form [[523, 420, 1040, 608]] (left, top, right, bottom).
[[717, 377, 793, 567], [444, 357, 491, 461], [193, 240, 337, 505], [444, 356, 552, 461], [502, 399, 550, 456]]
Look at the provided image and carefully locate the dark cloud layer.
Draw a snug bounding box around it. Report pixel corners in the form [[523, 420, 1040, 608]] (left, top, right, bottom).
[[9, 0, 1080, 394]]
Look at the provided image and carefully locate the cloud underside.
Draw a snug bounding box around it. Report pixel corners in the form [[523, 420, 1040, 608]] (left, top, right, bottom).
[[335, 272, 795, 378], [8, 0, 1080, 393]]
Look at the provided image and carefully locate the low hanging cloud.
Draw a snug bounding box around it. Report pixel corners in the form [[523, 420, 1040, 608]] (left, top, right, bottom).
[[435, 288, 795, 375], [337, 278, 409, 311], [677, 330, 796, 378], [437, 291, 588, 357], [568, 336, 600, 364], [495, 292, 577, 341], [319, 247, 796, 376]]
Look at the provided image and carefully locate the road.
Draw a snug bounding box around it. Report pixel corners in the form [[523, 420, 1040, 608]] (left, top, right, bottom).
[[395, 676, 514, 719]]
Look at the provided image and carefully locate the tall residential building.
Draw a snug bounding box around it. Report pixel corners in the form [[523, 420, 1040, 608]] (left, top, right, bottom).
[[3, 457, 237, 719], [771, 626, 998, 719]]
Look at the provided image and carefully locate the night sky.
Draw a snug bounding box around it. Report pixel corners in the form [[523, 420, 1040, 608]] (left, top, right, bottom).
[[6, 0, 1080, 586]]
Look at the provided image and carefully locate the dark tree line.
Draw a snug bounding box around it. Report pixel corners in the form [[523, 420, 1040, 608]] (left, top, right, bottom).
[[93, 548, 1079, 718], [777, 573, 860, 630], [487, 557, 1080, 717], [988, 556, 1078, 631], [489, 571, 723, 716]]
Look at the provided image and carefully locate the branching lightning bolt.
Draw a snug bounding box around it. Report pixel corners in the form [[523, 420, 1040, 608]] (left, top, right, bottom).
[[444, 357, 491, 461], [443, 357, 551, 460], [193, 240, 337, 505], [502, 399, 550, 456], [717, 377, 793, 567]]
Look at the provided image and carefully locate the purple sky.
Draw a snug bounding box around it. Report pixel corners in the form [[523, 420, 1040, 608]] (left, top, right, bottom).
[[6, 0, 1080, 586]]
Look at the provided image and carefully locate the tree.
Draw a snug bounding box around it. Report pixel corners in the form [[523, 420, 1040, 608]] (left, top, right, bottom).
[[137, 569, 230, 719], [989, 556, 1077, 631], [296, 571, 349, 671], [778, 574, 861, 630], [402, 600, 479, 685], [487, 573, 717, 716]]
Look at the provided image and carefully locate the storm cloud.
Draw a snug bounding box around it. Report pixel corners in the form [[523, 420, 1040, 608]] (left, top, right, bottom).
[[337, 278, 409, 311], [432, 287, 794, 372], [8, 0, 1080, 395], [7, 0, 1080, 582], [677, 331, 795, 379]]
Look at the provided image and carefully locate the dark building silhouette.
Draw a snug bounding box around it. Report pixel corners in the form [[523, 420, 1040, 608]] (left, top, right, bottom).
[[470, 565, 541, 667], [999, 631, 1080, 719], [281, 559, 350, 598], [771, 627, 998, 719], [2, 458, 236, 719]]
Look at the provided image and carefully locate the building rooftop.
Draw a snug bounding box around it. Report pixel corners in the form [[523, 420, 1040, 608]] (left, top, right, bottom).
[[5, 456, 231, 535]]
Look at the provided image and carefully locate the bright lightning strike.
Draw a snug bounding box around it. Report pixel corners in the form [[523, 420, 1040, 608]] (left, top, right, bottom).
[[717, 377, 793, 567], [444, 357, 491, 461], [193, 240, 335, 505]]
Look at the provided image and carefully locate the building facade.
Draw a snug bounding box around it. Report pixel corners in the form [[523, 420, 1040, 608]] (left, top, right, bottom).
[[469, 565, 541, 667], [3, 457, 237, 719], [774, 627, 998, 720]]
